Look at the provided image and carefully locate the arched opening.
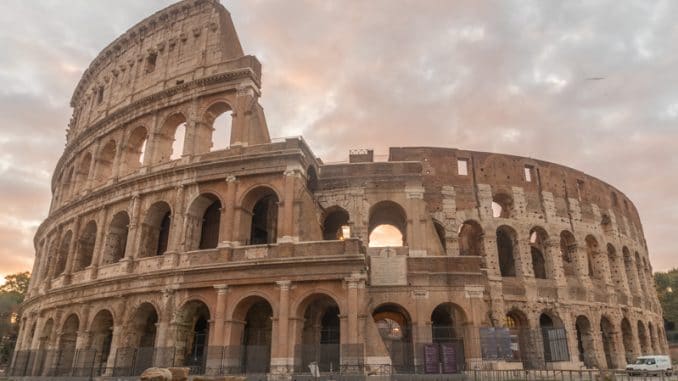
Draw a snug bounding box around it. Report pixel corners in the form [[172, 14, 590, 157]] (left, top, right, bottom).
[[433, 219, 447, 252], [175, 300, 211, 373], [559, 231, 577, 276], [600, 316, 616, 369], [638, 321, 649, 355], [156, 113, 187, 163], [368, 201, 407, 247], [63, 167, 74, 201], [648, 322, 658, 354], [492, 193, 513, 218], [458, 220, 483, 256], [575, 316, 596, 368], [35, 319, 54, 376], [206, 103, 233, 151], [102, 211, 129, 265], [430, 303, 466, 372], [297, 294, 340, 373], [585, 235, 601, 280], [186, 194, 222, 251], [322, 207, 350, 240], [373, 304, 413, 373], [90, 310, 114, 375], [54, 231, 72, 276], [95, 140, 116, 185], [76, 153, 92, 190], [123, 303, 159, 376], [529, 227, 548, 279], [139, 202, 171, 257], [496, 226, 517, 277], [622, 247, 637, 294], [74, 221, 97, 272], [306, 166, 318, 193], [241, 187, 279, 245], [539, 313, 569, 363], [505, 310, 530, 367], [232, 297, 273, 374], [621, 318, 634, 363], [123, 127, 148, 175], [607, 244, 623, 288], [56, 314, 79, 376]]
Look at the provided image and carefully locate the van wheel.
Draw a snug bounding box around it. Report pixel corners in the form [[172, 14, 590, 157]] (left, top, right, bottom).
[[666, 370, 673, 376]]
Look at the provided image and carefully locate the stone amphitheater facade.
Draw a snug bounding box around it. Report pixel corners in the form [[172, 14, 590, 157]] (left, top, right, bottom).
[[10, 0, 667, 378]]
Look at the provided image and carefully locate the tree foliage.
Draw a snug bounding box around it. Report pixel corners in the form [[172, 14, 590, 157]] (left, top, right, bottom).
[[655, 268, 678, 328], [0, 271, 31, 366]]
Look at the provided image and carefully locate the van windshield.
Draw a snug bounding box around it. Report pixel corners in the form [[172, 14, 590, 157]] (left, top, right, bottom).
[[635, 358, 656, 365]]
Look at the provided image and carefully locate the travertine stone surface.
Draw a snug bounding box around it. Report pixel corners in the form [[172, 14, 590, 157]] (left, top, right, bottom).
[[12, 0, 666, 378]]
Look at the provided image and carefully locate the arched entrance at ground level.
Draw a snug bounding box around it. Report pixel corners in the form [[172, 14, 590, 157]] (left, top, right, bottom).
[[174, 300, 210, 373], [621, 318, 634, 364], [229, 296, 273, 374], [638, 321, 649, 355], [118, 303, 159, 376], [56, 314, 79, 376], [575, 316, 596, 369], [295, 294, 340, 373], [373, 304, 413, 372], [429, 303, 467, 373], [35, 319, 55, 376], [600, 316, 617, 369], [505, 310, 532, 368], [90, 310, 114, 375], [538, 313, 569, 363]]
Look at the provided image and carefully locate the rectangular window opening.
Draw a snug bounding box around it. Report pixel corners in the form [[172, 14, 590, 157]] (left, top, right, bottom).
[[524, 166, 533, 182], [457, 159, 469, 176], [146, 52, 157, 73]]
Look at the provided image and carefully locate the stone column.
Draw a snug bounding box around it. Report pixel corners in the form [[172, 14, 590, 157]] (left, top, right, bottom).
[[346, 277, 359, 345], [103, 325, 123, 376], [211, 285, 229, 346], [272, 280, 292, 374], [89, 206, 108, 279], [219, 176, 238, 246], [155, 288, 176, 348], [279, 169, 298, 242], [464, 286, 485, 369], [121, 194, 141, 273], [412, 290, 430, 370], [405, 184, 425, 253]]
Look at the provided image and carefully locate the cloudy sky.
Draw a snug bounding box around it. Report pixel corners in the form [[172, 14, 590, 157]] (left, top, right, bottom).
[[1, 0, 677, 280]]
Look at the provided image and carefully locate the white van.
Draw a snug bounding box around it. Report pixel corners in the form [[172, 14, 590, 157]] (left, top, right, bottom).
[[625, 355, 672, 376]]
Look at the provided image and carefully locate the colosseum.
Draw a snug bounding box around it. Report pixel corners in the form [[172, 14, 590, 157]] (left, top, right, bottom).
[[9, 0, 668, 379]]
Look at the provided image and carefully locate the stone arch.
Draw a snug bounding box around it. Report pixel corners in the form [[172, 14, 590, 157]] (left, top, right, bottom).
[[122, 126, 148, 175], [56, 314, 79, 376], [575, 315, 596, 368], [295, 293, 341, 372], [174, 299, 211, 370], [124, 302, 159, 348], [492, 192, 513, 218], [39, 318, 55, 349], [75, 151, 92, 190], [458, 220, 484, 256], [186, 193, 222, 251], [529, 226, 548, 279], [230, 295, 274, 373], [94, 140, 116, 185], [240, 185, 280, 245], [620, 317, 634, 363], [204, 101, 234, 151], [559, 230, 577, 276], [538, 311, 569, 363], [368, 200, 408, 247], [322, 206, 350, 240], [600, 315, 617, 369], [496, 225, 518, 277], [430, 302, 468, 342], [102, 211, 129, 265], [89, 309, 114, 373], [637, 320, 649, 355], [372, 303, 414, 372], [54, 230, 72, 276], [155, 112, 187, 163], [504, 308, 530, 366], [74, 220, 97, 272], [139, 201, 172, 258]]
